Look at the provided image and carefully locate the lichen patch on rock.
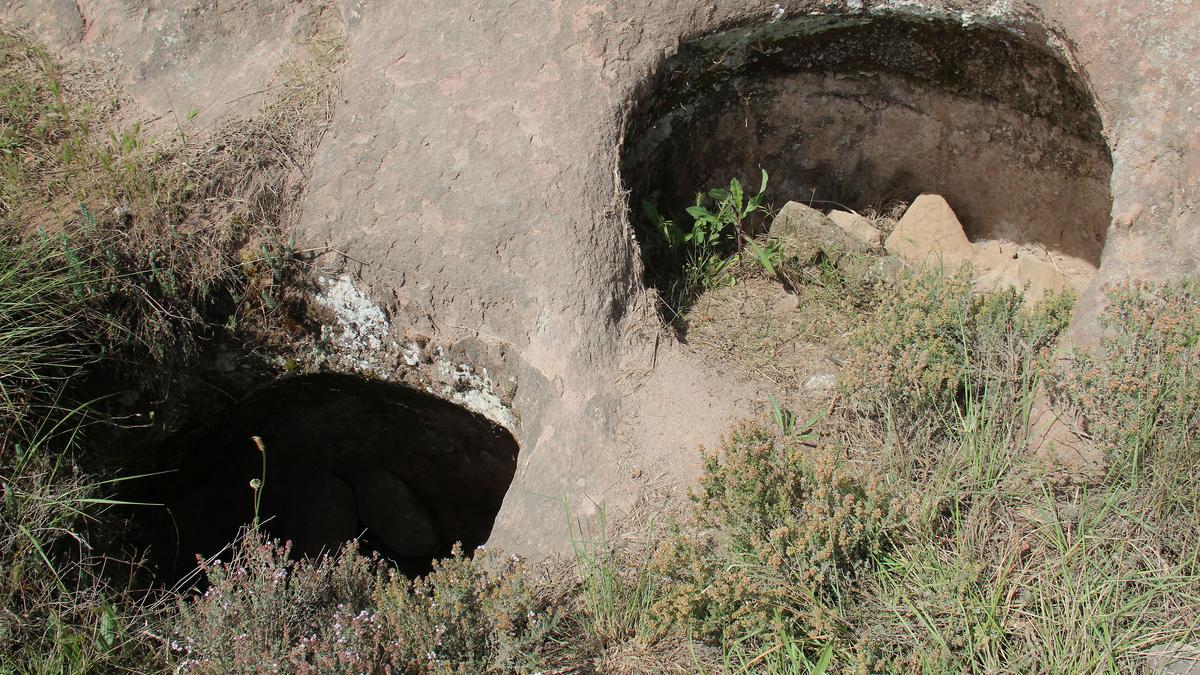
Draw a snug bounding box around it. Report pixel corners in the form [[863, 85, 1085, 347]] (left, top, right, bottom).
[[314, 273, 398, 373], [434, 356, 519, 433]]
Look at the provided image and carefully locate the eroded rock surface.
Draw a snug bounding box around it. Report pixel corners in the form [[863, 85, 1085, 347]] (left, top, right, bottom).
[[7, 0, 1197, 557]]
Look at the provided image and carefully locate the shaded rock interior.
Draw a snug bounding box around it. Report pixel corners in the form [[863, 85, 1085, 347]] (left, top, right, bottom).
[[138, 374, 518, 580], [623, 14, 1114, 280]]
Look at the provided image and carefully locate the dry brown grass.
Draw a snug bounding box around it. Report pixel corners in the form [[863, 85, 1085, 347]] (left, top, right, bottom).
[[0, 15, 347, 672], [685, 275, 842, 386], [2, 14, 345, 382], [682, 254, 877, 390], [858, 200, 907, 238]]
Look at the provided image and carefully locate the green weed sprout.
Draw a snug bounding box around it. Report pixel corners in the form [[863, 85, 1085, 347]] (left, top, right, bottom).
[[643, 170, 770, 307]]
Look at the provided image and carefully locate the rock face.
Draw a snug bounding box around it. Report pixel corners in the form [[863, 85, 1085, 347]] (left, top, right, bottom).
[[6, 0, 1197, 558], [771, 201, 867, 264], [885, 194, 975, 270]]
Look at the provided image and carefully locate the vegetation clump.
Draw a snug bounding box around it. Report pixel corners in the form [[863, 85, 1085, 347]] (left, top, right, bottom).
[[643, 171, 770, 313], [1063, 279, 1199, 476], [652, 425, 913, 647], [841, 267, 1073, 447], [1062, 278, 1200, 552], [172, 536, 550, 673]]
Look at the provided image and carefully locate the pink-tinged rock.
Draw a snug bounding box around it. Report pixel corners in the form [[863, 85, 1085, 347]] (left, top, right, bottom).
[[828, 210, 884, 248], [976, 255, 1071, 302], [770, 201, 865, 265], [885, 195, 974, 271]]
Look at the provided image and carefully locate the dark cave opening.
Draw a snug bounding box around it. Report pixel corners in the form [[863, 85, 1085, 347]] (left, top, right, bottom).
[[131, 373, 518, 582], [621, 13, 1114, 295]]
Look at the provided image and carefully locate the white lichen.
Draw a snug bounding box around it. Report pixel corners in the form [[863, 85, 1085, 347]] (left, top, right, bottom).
[[435, 360, 518, 432], [311, 275, 517, 430], [402, 342, 422, 367], [314, 274, 396, 373]]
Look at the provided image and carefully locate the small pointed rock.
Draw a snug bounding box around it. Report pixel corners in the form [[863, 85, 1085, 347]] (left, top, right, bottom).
[[885, 194, 974, 270]]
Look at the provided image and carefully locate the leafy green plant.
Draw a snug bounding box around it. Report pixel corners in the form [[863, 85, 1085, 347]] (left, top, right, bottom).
[[643, 170, 769, 310], [686, 170, 768, 252], [745, 238, 782, 278], [768, 395, 819, 440]]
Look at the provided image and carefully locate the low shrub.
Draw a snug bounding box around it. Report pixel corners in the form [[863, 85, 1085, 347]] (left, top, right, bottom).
[[1061, 279, 1200, 555], [1063, 279, 1199, 476], [841, 267, 1072, 454], [171, 534, 382, 673], [652, 424, 913, 651], [374, 544, 550, 672], [171, 535, 549, 674], [844, 280, 1198, 672]]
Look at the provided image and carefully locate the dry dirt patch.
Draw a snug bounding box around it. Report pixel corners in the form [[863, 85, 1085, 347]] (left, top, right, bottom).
[[684, 274, 848, 390]]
